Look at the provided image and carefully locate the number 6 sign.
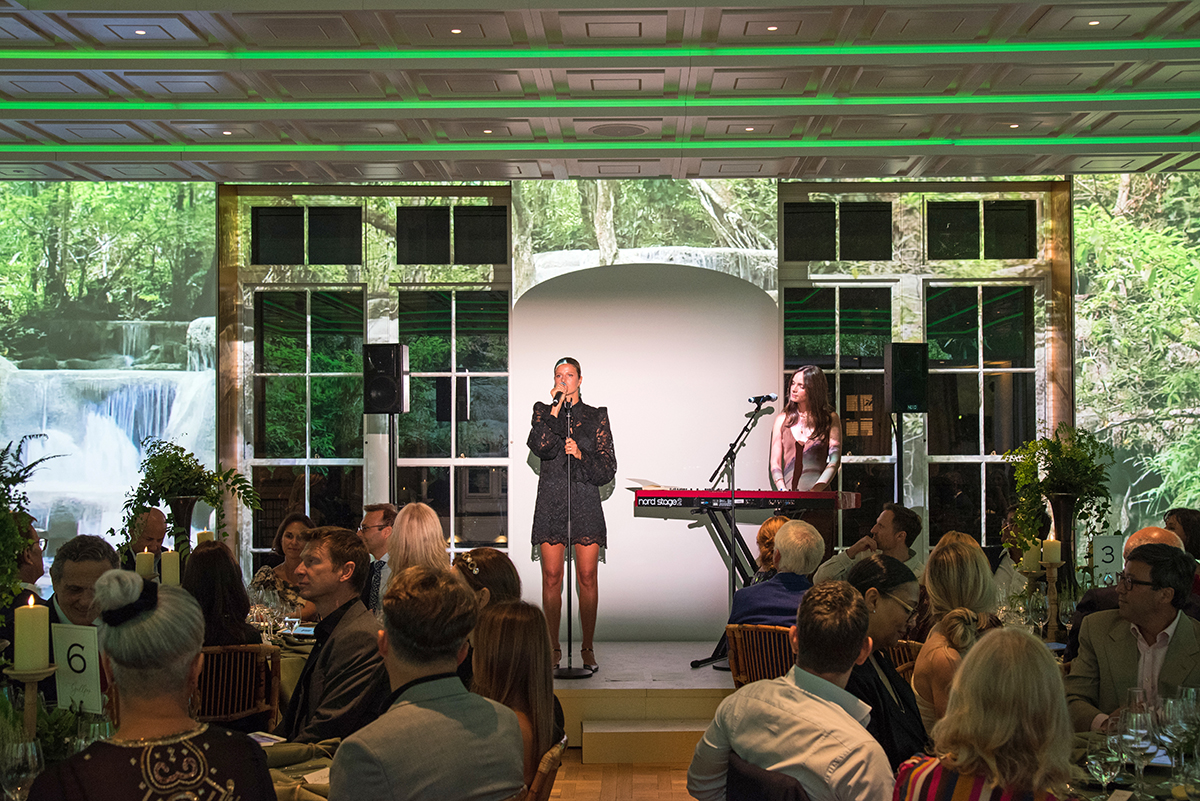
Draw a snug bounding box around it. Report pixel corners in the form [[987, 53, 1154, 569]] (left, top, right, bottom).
[[52, 623, 103, 714]]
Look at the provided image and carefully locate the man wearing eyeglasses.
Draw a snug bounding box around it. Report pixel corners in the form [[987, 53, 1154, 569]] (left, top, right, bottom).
[[357, 503, 397, 612], [1066, 543, 1200, 731]]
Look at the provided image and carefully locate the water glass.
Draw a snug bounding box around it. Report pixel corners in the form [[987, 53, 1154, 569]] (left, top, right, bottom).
[[1085, 735, 1123, 790], [0, 740, 43, 801], [1119, 707, 1158, 800], [75, 713, 114, 752]]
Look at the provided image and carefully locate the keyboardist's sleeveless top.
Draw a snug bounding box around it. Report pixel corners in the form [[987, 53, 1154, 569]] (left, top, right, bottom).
[[527, 401, 617, 548], [780, 426, 829, 491]]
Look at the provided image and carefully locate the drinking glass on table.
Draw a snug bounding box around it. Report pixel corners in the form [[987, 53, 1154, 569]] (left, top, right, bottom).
[[1058, 594, 1077, 632], [1085, 734, 1123, 792], [1, 740, 43, 801], [1119, 707, 1159, 800], [1027, 590, 1049, 636]]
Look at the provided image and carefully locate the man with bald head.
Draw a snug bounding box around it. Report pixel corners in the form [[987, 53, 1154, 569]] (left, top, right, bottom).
[[1064, 526, 1199, 660]]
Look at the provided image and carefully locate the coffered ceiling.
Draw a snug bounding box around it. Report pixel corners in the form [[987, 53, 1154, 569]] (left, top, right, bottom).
[[1, 0, 1200, 181]]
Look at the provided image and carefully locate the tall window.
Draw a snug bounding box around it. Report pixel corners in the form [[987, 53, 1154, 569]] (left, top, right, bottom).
[[248, 289, 365, 570], [783, 285, 894, 544], [396, 288, 509, 554], [926, 283, 1038, 545]]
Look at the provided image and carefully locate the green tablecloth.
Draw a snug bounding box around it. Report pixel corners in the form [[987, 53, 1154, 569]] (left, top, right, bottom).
[[266, 737, 337, 800]]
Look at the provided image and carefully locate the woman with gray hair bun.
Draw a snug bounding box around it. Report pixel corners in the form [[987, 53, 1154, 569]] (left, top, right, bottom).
[[29, 570, 275, 801]]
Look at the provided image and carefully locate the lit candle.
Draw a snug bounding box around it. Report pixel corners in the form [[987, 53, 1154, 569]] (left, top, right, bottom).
[[135, 548, 155, 579], [160, 550, 180, 585], [1042, 538, 1062, 564], [1021, 541, 1042, 570], [13, 596, 49, 671], [196, 530, 214, 544]]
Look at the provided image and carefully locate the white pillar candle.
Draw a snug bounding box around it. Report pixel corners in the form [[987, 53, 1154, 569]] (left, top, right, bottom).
[[1021, 541, 1042, 570], [1042, 538, 1062, 563], [160, 550, 180, 586], [135, 549, 155, 579], [196, 530, 214, 544], [13, 597, 49, 671]]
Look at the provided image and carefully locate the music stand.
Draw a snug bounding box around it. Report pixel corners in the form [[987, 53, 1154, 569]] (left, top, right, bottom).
[[555, 399, 593, 680]]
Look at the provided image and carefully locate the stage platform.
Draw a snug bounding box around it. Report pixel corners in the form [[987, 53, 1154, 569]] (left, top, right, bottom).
[[553, 641, 736, 763]]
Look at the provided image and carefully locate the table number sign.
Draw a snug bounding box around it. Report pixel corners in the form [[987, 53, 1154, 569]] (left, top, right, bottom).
[[52, 623, 103, 714], [1091, 535, 1123, 582]]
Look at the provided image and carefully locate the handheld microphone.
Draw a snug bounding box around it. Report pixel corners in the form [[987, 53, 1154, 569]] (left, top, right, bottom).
[[551, 391, 564, 406], [748, 393, 778, 405]]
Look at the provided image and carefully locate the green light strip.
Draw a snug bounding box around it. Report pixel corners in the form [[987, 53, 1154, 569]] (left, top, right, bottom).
[[5, 134, 1199, 154], [2, 90, 1197, 113], [0, 38, 1197, 63]]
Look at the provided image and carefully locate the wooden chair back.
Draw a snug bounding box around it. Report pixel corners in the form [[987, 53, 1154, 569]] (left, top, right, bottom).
[[724, 624, 794, 688], [727, 751, 810, 801], [191, 643, 281, 726], [886, 639, 921, 684], [526, 734, 568, 801]]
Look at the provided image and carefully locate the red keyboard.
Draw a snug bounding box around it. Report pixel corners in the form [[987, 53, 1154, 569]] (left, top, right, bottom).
[[633, 488, 861, 511]]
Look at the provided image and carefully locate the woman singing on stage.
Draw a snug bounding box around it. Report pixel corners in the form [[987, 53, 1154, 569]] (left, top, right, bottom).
[[769, 365, 842, 492], [528, 357, 616, 673]]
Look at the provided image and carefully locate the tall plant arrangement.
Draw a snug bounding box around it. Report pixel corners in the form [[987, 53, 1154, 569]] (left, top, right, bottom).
[[1004, 422, 1115, 569], [0, 435, 58, 609], [123, 438, 259, 559]]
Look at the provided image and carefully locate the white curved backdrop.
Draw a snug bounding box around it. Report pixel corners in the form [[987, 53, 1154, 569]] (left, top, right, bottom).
[[511, 263, 780, 641]]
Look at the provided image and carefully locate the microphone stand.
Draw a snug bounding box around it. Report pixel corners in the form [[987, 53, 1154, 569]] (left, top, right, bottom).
[[555, 398, 593, 680]]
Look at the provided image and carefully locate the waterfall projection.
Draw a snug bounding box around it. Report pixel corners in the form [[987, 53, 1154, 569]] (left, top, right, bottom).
[[0, 181, 217, 553]]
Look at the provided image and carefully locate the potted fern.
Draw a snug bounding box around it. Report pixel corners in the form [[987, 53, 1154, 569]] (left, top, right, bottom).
[[1004, 422, 1114, 590], [0, 435, 58, 617], [123, 438, 259, 562]]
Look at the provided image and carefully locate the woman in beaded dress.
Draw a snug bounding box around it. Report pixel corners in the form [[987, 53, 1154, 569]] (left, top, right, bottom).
[[528, 357, 617, 672]]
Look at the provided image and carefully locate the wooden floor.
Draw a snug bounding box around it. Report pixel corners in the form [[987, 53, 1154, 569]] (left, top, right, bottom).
[[550, 748, 693, 801]]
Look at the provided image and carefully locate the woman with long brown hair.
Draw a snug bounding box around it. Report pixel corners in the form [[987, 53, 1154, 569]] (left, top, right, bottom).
[[768, 365, 842, 493]]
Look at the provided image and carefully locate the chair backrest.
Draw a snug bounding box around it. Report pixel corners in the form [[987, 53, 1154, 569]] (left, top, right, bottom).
[[526, 734, 568, 801], [191, 643, 281, 725], [727, 751, 810, 801], [725, 624, 793, 688], [884, 639, 921, 670]]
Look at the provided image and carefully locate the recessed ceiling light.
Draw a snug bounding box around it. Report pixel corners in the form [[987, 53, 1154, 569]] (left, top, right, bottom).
[[766, 26, 778, 31], [482, 129, 492, 134], [135, 30, 146, 35], [450, 28, 462, 34], [1009, 123, 1019, 128], [1088, 20, 1100, 25], [745, 127, 755, 131], [222, 130, 232, 135]]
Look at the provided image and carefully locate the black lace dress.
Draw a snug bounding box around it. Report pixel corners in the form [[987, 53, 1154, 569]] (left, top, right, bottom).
[[528, 400, 617, 548]]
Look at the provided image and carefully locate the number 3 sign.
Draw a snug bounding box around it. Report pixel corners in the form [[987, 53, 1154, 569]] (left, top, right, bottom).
[[52, 623, 103, 714]]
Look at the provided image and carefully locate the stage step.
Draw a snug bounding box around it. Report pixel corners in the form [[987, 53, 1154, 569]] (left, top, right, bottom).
[[581, 718, 709, 764]]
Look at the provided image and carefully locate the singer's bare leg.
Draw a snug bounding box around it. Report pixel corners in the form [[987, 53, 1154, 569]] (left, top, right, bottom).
[[574, 543, 600, 662], [540, 542, 566, 661], [540, 541, 601, 668]]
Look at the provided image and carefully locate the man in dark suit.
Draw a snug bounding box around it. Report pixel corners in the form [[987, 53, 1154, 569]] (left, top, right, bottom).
[[328, 566, 524, 801], [728, 520, 825, 627], [117, 509, 167, 573], [1066, 544, 1200, 731], [275, 526, 388, 743], [41, 534, 119, 704], [1064, 526, 1200, 661]]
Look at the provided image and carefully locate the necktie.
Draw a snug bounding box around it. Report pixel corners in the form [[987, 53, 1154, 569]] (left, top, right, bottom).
[[369, 560, 385, 611]]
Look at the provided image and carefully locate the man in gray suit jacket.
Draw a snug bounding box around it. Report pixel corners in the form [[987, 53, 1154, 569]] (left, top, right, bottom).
[[275, 526, 389, 743], [1066, 543, 1200, 731], [328, 565, 524, 801]]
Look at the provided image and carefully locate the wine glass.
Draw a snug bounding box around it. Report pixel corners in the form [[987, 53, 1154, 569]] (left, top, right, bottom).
[[1027, 590, 1049, 636], [1058, 594, 1077, 632], [1119, 707, 1159, 800], [1085, 735, 1123, 791], [1, 740, 44, 801]]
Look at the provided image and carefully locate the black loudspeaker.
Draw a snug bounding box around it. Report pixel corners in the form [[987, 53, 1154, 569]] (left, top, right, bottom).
[[363, 344, 409, 414], [884, 342, 928, 414]]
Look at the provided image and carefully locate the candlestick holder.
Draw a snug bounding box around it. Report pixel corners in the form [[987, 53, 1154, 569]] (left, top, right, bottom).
[[3, 665, 56, 739], [1041, 561, 1065, 641]]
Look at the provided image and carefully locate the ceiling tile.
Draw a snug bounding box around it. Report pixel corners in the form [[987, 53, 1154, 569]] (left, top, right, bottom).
[[56, 13, 207, 46], [0, 14, 56, 45], [989, 63, 1114, 91], [454, 161, 544, 178], [563, 70, 667, 97], [807, 156, 917, 177], [293, 121, 407, 143], [0, 72, 105, 98], [33, 121, 155, 143], [715, 9, 835, 43], [0, 163, 74, 179], [417, 71, 527, 99], [272, 72, 387, 99], [571, 119, 664, 140], [870, 7, 996, 41], [1024, 4, 1169, 38], [706, 69, 819, 96], [555, 11, 673, 45], [232, 13, 363, 47], [569, 159, 670, 177], [1084, 113, 1200, 133], [322, 162, 423, 180], [384, 13, 515, 46], [441, 120, 536, 142], [849, 67, 960, 94], [120, 72, 248, 99], [81, 162, 194, 180]]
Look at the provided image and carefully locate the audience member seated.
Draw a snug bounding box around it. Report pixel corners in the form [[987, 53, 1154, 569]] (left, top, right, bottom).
[[328, 566, 524, 801], [29, 570, 274, 801], [727, 520, 824, 627], [182, 541, 262, 647], [452, 547, 522, 685], [1066, 543, 1200, 731], [358, 502, 398, 612], [844, 554, 927, 770], [813, 503, 926, 584], [689, 581, 892, 801], [750, 516, 789, 585], [994, 504, 1051, 603], [118, 508, 167, 572], [385, 502, 451, 587], [1164, 508, 1200, 593], [42, 534, 119, 703], [274, 526, 389, 743], [1064, 526, 1199, 661], [0, 514, 47, 662], [250, 512, 317, 621], [895, 627, 1074, 801], [911, 539, 997, 732], [472, 600, 565, 787]]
